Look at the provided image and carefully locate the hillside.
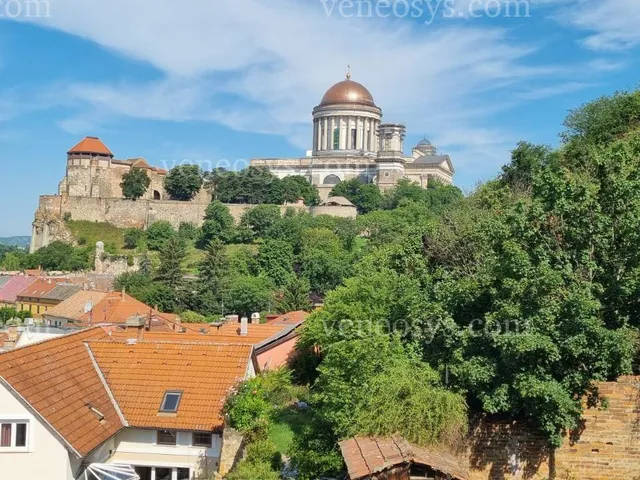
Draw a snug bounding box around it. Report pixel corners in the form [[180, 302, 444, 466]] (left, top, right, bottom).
[[0, 236, 30, 248]]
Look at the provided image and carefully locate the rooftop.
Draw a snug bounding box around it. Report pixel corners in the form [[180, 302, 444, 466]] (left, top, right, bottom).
[[0, 276, 36, 303], [340, 436, 468, 480], [67, 136, 114, 157], [89, 341, 253, 431]]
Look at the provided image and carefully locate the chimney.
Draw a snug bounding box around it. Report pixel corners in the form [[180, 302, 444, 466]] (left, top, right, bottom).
[[137, 325, 145, 342], [251, 312, 261, 325], [121, 287, 126, 301], [240, 317, 249, 336]]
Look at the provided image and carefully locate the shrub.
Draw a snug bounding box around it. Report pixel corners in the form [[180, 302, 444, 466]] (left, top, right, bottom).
[[123, 228, 146, 249], [146, 221, 176, 251]]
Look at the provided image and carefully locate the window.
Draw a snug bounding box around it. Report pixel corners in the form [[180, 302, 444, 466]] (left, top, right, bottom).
[[351, 128, 357, 149], [155, 467, 172, 480], [0, 422, 28, 449], [177, 467, 190, 480], [160, 391, 182, 412], [156, 430, 177, 445], [192, 432, 212, 447], [333, 128, 340, 149]]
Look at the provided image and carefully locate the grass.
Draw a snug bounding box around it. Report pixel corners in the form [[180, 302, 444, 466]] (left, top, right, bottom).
[[268, 407, 313, 455], [66, 220, 126, 253]]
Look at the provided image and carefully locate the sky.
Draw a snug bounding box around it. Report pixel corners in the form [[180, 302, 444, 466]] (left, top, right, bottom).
[[0, 0, 639, 236]]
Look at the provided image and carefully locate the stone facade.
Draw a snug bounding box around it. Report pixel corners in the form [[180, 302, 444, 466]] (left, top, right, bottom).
[[30, 195, 356, 251], [251, 75, 455, 195], [466, 376, 640, 480]]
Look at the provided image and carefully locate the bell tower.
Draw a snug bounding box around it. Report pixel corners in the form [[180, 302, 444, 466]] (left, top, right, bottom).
[[376, 123, 406, 190]]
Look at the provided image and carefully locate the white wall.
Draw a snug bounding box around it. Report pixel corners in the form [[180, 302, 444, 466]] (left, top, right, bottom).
[[0, 383, 77, 480], [109, 428, 222, 479]]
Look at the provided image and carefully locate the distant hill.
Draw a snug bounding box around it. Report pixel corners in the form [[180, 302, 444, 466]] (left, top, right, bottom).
[[0, 236, 31, 248]]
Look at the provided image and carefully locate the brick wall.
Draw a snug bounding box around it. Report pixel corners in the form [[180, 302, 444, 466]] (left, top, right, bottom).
[[467, 376, 640, 480]]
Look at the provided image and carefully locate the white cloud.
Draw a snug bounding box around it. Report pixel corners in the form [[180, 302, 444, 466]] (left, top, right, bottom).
[[1, 0, 628, 183]]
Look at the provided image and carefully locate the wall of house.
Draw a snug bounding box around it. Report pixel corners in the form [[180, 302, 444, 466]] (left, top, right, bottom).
[[255, 336, 299, 372], [108, 428, 222, 480], [467, 376, 640, 480], [0, 383, 77, 480]]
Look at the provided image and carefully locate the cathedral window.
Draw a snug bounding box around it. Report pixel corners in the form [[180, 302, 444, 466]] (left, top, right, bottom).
[[351, 128, 357, 149], [333, 128, 340, 149]]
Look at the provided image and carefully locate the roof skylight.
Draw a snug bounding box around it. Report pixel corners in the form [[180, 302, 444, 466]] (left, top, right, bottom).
[[160, 391, 182, 413]]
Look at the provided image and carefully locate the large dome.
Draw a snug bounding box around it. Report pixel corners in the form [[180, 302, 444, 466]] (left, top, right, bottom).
[[320, 79, 376, 107]]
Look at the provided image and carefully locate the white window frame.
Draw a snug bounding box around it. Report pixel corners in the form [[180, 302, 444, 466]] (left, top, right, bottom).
[[0, 416, 32, 453]]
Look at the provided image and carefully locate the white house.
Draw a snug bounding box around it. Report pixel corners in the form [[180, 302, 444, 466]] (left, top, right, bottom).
[[0, 327, 255, 480]]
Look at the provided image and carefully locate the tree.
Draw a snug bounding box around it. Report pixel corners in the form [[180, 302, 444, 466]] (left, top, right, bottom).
[[146, 221, 176, 251], [164, 164, 203, 201], [500, 142, 553, 191], [241, 205, 282, 240], [156, 236, 186, 289], [298, 228, 351, 295], [120, 168, 151, 200], [196, 239, 229, 314], [223, 275, 273, 317], [257, 240, 294, 287], [31, 241, 91, 271], [199, 201, 235, 247], [281, 176, 321, 206], [330, 179, 382, 213], [276, 276, 312, 313]]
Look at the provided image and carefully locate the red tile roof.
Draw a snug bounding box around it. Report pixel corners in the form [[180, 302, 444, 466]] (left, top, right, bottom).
[[16, 277, 68, 300], [88, 341, 253, 431], [270, 310, 309, 326], [67, 136, 114, 156], [78, 291, 155, 325], [0, 328, 123, 456], [339, 436, 468, 480], [0, 276, 37, 303]]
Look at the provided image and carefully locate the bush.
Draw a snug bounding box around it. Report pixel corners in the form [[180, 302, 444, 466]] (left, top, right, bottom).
[[123, 228, 146, 249], [146, 221, 176, 251], [180, 310, 207, 323], [178, 222, 200, 241]]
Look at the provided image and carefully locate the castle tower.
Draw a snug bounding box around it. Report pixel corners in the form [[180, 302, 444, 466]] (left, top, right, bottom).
[[376, 123, 406, 190], [312, 70, 382, 157]]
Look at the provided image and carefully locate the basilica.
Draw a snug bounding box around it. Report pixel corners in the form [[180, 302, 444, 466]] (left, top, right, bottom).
[[250, 72, 455, 199]]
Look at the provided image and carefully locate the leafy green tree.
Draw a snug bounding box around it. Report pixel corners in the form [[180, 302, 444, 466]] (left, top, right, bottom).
[[123, 228, 145, 249], [223, 275, 273, 317], [164, 164, 203, 201], [120, 168, 151, 200], [0, 308, 19, 324], [141, 282, 179, 312], [114, 271, 152, 299], [146, 221, 176, 251], [298, 228, 351, 295], [156, 236, 186, 289], [330, 179, 382, 214], [257, 239, 294, 287], [500, 141, 553, 191], [277, 276, 312, 313], [1, 252, 23, 271], [31, 241, 91, 271], [195, 239, 229, 314], [178, 222, 200, 241], [199, 200, 235, 247], [241, 205, 281, 240], [281, 175, 321, 206]]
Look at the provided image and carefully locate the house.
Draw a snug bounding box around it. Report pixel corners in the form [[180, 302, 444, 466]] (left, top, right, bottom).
[[15, 278, 80, 318], [113, 311, 310, 372], [0, 327, 255, 479], [0, 275, 36, 309], [44, 290, 178, 330], [339, 436, 468, 480]]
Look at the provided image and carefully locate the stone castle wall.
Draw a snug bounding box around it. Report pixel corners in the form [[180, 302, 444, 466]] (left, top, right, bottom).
[[30, 195, 357, 251], [467, 376, 640, 480]]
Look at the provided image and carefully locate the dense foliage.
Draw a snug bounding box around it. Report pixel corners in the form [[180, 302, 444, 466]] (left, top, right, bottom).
[[120, 168, 151, 200], [207, 167, 319, 206], [164, 164, 204, 201]]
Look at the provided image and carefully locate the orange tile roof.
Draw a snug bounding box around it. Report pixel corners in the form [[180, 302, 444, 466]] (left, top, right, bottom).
[[120, 322, 291, 345], [67, 136, 114, 156], [79, 292, 154, 325], [270, 310, 309, 326], [45, 290, 110, 321], [16, 277, 67, 300], [89, 341, 253, 431], [0, 328, 123, 456]]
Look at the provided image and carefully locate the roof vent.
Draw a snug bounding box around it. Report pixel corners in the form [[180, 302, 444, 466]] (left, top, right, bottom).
[[126, 338, 137, 345], [251, 312, 261, 324], [87, 404, 106, 424]]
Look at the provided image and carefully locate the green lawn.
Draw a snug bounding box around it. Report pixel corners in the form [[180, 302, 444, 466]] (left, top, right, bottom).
[[269, 407, 313, 455], [66, 220, 126, 253]]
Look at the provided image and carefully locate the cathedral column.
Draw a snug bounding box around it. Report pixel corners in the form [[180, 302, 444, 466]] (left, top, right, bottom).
[[339, 116, 346, 150], [329, 117, 336, 150], [356, 117, 363, 151], [322, 117, 328, 150]]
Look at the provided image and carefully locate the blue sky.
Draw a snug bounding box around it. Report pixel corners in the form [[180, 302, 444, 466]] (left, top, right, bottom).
[[0, 0, 639, 236]]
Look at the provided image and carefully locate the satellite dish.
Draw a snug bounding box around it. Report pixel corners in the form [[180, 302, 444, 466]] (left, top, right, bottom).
[[84, 301, 94, 313]]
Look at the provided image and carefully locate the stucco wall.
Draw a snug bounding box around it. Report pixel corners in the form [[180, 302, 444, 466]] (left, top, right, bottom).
[[0, 383, 77, 480], [255, 336, 299, 372], [109, 428, 222, 480]]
